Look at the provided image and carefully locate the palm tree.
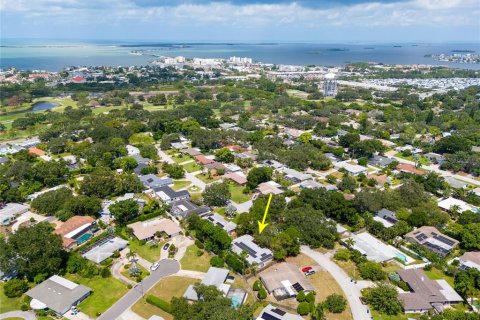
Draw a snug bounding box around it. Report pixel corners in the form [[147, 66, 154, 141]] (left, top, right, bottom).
[[127, 250, 137, 263], [344, 238, 355, 249]]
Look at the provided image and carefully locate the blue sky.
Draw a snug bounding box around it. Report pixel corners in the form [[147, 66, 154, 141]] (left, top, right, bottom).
[[1, 0, 479, 42]]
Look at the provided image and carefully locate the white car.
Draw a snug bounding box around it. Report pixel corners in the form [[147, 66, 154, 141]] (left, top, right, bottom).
[[150, 262, 160, 271]]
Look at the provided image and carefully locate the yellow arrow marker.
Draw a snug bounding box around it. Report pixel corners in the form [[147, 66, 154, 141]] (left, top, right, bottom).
[[258, 193, 273, 234]]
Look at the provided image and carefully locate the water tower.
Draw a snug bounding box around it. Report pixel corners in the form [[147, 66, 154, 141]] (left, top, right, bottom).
[[323, 73, 337, 97]]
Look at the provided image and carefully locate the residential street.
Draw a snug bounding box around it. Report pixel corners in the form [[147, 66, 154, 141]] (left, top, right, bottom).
[[98, 259, 180, 320], [301, 246, 372, 320], [0, 311, 37, 320]]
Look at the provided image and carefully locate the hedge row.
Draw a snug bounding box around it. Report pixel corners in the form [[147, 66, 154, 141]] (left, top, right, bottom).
[[146, 295, 172, 313]]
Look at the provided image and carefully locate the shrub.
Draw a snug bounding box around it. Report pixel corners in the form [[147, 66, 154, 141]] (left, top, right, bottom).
[[196, 249, 204, 257], [365, 283, 403, 315], [296, 290, 306, 302], [334, 248, 351, 261], [258, 288, 267, 300], [359, 261, 386, 281], [146, 295, 172, 313], [4, 279, 29, 298], [297, 301, 311, 315], [325, 294, 347, 313], [305, 291, 316, 303], [210, 256, 225, 268], [100, 267, 111, 278], [195, 239, 205, 249], [21, 304, 29, 311], [253, 280, 262, 291]]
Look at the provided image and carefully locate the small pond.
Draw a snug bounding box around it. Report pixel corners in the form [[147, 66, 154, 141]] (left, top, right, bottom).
[[31, 101, 58, 112]]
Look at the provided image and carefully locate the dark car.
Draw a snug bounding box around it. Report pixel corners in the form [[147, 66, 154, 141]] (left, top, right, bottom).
[[163, 243, 170, 250]]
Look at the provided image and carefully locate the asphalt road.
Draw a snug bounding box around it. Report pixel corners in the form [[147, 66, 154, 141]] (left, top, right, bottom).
[[98, 259, 180, 320], [301, 246, 372, 320]]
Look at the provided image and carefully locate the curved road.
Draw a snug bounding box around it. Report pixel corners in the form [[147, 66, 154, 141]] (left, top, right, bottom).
[[301, 246, 371, 320], [98, 259, 180, 320], [0, 311, 37, 320]]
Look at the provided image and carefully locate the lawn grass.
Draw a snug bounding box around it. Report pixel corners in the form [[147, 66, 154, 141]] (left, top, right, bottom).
[[371, 309, 420, 320], [128, 239, 162, 263], [172, 180, 191, 191], [183, 161, 202, 173], [172, 154, 192, 164], [0, 282, 24, 313], [180, 245, 212, 272], [129, 133, 155, 146], [425, 267, 455, 287], [64, 274, 129, 318], [132, 276, 199, 320], [335, 259, 361, 280], [228, 183, 250, 203], [120, 264, 150, 282], [195, 173, 217, 184], [394, 153, 431, 165]]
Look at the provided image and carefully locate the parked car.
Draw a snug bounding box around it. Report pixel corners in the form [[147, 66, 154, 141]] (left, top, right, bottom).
[[163, 243, 170, 250], [360, 297, 367, 305], [301, 266, 313, 273], [304, 270, 316, 276], [150, 262, 160, 271]]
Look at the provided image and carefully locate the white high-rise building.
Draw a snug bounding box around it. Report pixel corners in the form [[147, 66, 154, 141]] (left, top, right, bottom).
[[323, 73, 337, 97]]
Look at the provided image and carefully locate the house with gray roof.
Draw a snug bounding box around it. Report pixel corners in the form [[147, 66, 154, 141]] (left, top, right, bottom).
[[139, 174, 173, 190], [184, 267, 231, 301], [170, 199, 210, 219], [232, 235, 273, 267], [374, 208, 398, 228], [281, 167, 312, 183], [26, 275, 91, 315], [397, 269, 462, 314], [204, 213, 237, 234], [256, 305, 303, 320], [405, 226, 459, 257], [0, 203, 29, 226], [369, 154, 395, 167], [155, 186, 189, 204]]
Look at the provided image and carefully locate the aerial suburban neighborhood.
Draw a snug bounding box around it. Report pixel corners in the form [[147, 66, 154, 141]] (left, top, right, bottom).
[[0, 53, 480, 320]]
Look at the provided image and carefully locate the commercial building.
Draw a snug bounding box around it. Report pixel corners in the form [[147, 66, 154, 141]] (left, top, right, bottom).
[[405, 226, 459, 257], [128, 217, 182, 241], [232, 235, 273, 267], [260, 263, 314, 300], [26, 275, 91, 315], [397, 269, 463, 314]]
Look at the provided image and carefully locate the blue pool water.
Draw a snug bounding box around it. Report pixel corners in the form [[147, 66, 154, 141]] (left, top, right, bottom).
[[395, 252, 408, 263], [76, 233, 93, 244]]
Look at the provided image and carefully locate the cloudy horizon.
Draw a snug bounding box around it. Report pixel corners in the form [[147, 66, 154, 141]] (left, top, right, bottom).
[[1, 0, 479, 42]]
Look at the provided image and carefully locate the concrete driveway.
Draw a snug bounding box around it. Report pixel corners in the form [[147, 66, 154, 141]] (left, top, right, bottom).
[[98, 259, 180, 320], [0, 311, 37, 320], [301, 246, 371, 320]]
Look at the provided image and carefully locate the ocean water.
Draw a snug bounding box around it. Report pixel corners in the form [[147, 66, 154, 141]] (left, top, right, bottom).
[[1, 39, 479, 71]]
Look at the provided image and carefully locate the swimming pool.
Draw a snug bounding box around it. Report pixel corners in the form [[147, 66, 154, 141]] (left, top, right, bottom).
[[76, 233, 93, 244], [395, 252, 408, 263]]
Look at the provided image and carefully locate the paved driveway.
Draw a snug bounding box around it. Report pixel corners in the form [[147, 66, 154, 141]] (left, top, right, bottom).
[[0, 311, 37, 320], [98, 259, 180, 320], [301, 246, 371, 320]]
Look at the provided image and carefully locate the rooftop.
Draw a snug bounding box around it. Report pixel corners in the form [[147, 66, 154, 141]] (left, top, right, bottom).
[[128, 217, 182, 240], [256, 304, 303, 320], [232, 234, 273, 265]]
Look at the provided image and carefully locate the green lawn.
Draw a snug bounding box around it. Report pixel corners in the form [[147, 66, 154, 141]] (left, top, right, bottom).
[[0, 283, 24, 313], [394, 153, 431, 165], [129, 133, 155, 145], [172, 180, 191, 191], [195, 173, 217, 184], [425, 267, 455, 287], [183, 161, 202, 173], [128, 240, 162, 263], [180, 245, 212, 272], [172, 154, 192, 164], [65, 274, 129, 318], [229, 183, 250, 203], [132, 276, 199, 320], [120, 264, 150, 282]]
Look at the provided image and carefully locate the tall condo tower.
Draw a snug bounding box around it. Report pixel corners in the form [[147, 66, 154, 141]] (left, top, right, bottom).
[[323, 73, 337, 97]]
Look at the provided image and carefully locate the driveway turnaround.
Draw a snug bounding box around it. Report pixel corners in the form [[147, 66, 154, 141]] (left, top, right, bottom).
[[301, 246, 371, 320], [0, 311, 37, 320], [98, 259, 180, 320]]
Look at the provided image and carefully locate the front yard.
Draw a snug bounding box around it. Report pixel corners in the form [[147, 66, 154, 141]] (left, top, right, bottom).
[[180, 244, 212, 272], [65, 274, 129, 318], [132, 276, 200, 320], [195, 173, 218, 184], [0, 282, 23, 313], [182, 161, 202, 173], [172, 180, 191, 191], [128, 239, 163, 263], [229, 183, 250, 203]]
